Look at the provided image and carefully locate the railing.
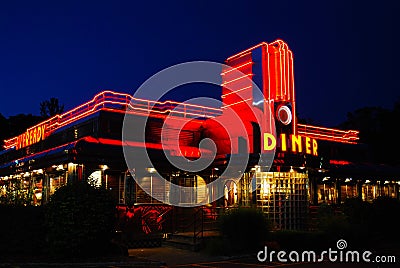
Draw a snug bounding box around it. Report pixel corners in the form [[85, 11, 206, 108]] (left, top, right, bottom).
[[193, 207, 205, 246], [171, 207, 205, 246], [3, 90, 222, 150], [115, 203, 174, 248], [297, 123, 359, 144]]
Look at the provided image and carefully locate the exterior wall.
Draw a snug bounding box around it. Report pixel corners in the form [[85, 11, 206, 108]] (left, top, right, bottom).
[[0, 107, 399, 232], [311, 175, 400, 205], [253, 171, 309, 230]]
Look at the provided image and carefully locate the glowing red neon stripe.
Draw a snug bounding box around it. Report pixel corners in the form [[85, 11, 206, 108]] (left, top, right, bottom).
[[4, 90, 222, 149], [5, 141, 77, 165], [221, 61, 253, 76], [297, 131, 359, 140], [221, 86, 252, 98], [297, 124, 360, 135], [297, 131, 358, 141], [221, 74, 253, 86], [226, 42, 268, 61], [330, 160, 351, 165], [297, 123, 359, 144], [221, 98, 252, 109]]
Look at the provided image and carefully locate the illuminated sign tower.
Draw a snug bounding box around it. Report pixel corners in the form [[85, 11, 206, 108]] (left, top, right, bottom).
[[222, 40, 296, 136]]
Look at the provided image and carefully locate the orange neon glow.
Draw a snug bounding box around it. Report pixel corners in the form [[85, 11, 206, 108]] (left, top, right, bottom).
[[280, 133, 287, 151], [15, 124, 47, 150], [263, 133, 276, 151], [263, 133, 318, 156], [305, 136, 311, 154], [312, 139, 318, 156], [291, 135, 302, 153]]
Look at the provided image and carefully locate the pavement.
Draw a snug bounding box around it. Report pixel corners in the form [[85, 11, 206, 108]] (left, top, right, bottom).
[[0, 246, 398, 267], [128, 246, 398, 267], [128, 246, 223, 267]]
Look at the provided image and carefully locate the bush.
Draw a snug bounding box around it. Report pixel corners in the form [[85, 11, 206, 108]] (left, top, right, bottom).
[[45, 181, 116, 259], [343, 198, 373, 227], [316, 204, 350, 243], [218, 208, 270, 253], [317, 197, 400, 247], [341, 198, 373, 245]]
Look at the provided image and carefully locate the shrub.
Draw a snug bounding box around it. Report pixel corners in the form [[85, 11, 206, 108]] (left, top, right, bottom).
[[218, 208, 270, 253], [343, 198, 373, 227], [316, 204, 350, 243], [341, 198, 373, 245], [0, 179, 33, 206], [45, 181, 116, 259], [317, 197, 400, 247]]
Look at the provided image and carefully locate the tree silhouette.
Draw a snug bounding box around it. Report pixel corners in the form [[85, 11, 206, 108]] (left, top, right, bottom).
[[7, 114, 43, 137], [0, 113, 8, 147], [338, 104, 398, 165], [40, 97, 64, 118]]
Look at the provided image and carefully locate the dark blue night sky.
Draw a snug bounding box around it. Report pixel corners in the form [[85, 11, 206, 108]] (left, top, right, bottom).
[[0, 0, 398, 127]]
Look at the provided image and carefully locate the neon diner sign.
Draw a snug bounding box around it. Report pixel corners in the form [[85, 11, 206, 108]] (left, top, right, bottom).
[[15, 124, 47, 150], [264, 133, 318, 156]]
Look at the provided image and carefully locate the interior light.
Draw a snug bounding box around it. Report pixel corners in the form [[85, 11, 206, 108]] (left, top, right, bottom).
[[56, 165, 64, 171], [101, 165, 109, 171], [147, 167, 156, 173]]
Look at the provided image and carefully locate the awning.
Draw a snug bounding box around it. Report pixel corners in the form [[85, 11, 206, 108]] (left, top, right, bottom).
[[328, 162, 400, 179], [0, 142, 77, 170]]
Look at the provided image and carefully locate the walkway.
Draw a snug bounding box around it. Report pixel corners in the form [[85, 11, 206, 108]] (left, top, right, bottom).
[[128, 247, 382, 267]]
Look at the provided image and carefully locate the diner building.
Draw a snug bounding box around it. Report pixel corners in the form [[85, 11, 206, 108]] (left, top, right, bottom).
[[1, 40, 399, 231]]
